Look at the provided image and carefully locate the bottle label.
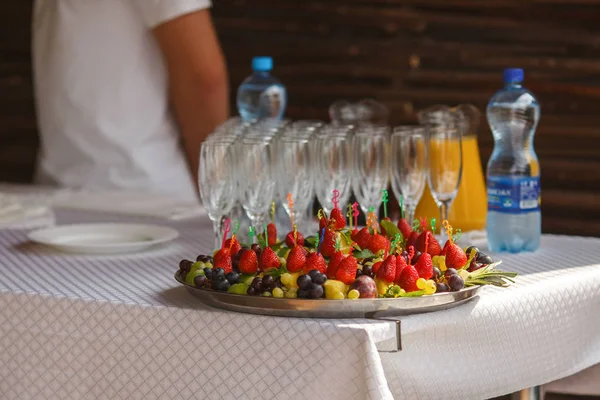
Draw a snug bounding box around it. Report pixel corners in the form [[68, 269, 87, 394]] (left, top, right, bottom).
[[487, 176, 541, 214]]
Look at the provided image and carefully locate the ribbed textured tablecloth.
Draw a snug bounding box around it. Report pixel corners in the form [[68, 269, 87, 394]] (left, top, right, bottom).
[[0, 209, 599, 400]]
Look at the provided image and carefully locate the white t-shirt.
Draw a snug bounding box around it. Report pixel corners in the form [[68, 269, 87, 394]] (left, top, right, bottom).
[[32, 0, 212, 203]]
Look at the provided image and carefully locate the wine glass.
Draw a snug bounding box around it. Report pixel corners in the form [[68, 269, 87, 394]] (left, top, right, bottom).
[[351, 125, 390, 215], [237, 135, 276, 239], [314, 125, 353, 215], [426, 126, 463, 223], [277, 134, 314, 233], [390, 126, 427, 224], [198, 138, 237, 249]]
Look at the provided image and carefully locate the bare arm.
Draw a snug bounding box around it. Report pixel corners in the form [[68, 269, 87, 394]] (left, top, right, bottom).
[[152, 10, 229, 187]]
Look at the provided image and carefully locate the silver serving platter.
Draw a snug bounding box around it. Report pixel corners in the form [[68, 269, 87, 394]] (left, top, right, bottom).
[[174, 272, 483, 319]]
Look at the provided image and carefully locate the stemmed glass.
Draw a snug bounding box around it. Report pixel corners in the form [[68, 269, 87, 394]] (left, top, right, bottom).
[[314, 125, 353, 215], [351, 126, 390, 215], [198, 138, 238, 249], [390, 126, 427, 224], [237, 135, 276, 239], [277, 134, 314, 233], [426, 126, 463, 223]]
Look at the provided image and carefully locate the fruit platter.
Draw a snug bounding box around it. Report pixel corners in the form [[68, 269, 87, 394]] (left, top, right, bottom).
[[175, 205, 517, 318]]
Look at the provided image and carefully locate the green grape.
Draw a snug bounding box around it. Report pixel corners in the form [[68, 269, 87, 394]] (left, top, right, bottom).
[[424, 280, 436, 295], [416, 278, 427, 290], [332, 292, 345, 300], [190, 261, 205, 273], [272, 287, 284, 298], [280, 273, 292, 287], [347, 289, 360, 300], [284, 288, 298, 299], [261, 292, 272, 297], [185, 268, 205, 286], [227, 283, 249, 295]]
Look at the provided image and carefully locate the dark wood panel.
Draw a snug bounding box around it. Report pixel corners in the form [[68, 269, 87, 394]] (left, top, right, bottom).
[[0, 0, 598, 236]]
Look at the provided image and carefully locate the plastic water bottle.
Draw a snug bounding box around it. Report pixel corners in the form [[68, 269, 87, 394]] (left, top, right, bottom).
[[486, 68, 541, 253], [236, 56, 287, 122]]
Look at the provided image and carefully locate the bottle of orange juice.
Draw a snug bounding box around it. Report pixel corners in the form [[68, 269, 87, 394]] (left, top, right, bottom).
[[415, 105, 487, 232]]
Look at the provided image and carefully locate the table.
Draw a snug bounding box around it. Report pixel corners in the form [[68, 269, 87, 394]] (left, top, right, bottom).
[[0, 207, 599, 400]]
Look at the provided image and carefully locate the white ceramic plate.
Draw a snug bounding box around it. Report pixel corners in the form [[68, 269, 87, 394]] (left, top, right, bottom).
[[27, 223, 179, 254]]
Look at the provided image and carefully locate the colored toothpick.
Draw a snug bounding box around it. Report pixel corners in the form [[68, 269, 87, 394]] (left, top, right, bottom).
[[412, 219, 420, 232], [287, 193, 295, 227], [352, 202, 359, 229], [222, 218, 231, 249], [334, 237, 341, 252], [367, 206, 378, 234], [453, 228, 462, 243], [443, 220, 454, 244], [399, 196, 404, 219], [430, 218, 436, 235], [382, 189, 389, 218], [347, 204, 354, 231], [317, 209, 325, 221], [390, 233, 401, 253], [332, 189, 340, 210], [270, 201, 276, 224], [407, 245, 415, 266], [293, 224, 298, 246], [248, 226, 256, 244], [263, 223, 268, 246], [317, 228, 325, 254]]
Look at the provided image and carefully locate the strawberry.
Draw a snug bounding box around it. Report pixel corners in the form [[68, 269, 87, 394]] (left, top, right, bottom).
[[284, 230, 305, 248], [326, 251, 345, 279], [445, 243, 468, 270], [415, 231, 442, 257], [319, 216, 329, 230], [372, 261, 383, 275], [397, 218, 412, 240], [394, 254, 407, 284], [320, 229, 337, 258], [414, 253, 433, 279], [366, 233, 390, 256], [329, 208, 346, 230], [238, 249, 258, 274], [259, 247, 280, 271], [303, 252, 327, 274], [213, 248, 233, 273], [287, 245, 308, 273], [267, 223, 277, 246], [376, 255, 396, 283], [335, 256, 358, 285], [406, 231, 419, 250], [351, 227, 371, 250], [398, 265, 420, 292], [224, 237, 242, 256]]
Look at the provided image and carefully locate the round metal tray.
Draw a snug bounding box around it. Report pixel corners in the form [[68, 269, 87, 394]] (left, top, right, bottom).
[[175, 273, 482, 319]]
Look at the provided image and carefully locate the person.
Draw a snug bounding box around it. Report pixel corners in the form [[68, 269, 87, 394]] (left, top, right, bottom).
[[32, 0, 229, 203]]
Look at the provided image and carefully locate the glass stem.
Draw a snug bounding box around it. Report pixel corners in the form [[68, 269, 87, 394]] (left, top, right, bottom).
[[439, 201, 451, 223], [212, 217, 225, 250], [406, 204, 417, 225]]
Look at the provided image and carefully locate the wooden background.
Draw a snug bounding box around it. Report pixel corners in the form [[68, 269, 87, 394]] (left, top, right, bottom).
[[1, 0, 599, 236]]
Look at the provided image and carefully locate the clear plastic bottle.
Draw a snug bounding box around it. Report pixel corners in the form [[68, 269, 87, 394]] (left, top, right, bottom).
[[236, 56, 287, 122], [486, 68, 541, 253]]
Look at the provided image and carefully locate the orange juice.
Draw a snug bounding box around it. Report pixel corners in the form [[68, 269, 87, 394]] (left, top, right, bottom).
[[415, 135, 487, 232]]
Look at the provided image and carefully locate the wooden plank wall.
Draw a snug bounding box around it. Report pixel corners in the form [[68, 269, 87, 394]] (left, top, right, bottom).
[[212, 0, 600, 237], [0, 1, 599, 236]]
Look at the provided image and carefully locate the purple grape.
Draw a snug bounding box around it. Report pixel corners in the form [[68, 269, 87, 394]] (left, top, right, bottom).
[[435, 282, 449, 293], [355, 269, 363, 278], [448, 274, 464, 291], [212, 268, 226, 281], [476, 253, 493, 265], [196, 255, 211, 263], [179, 259, 193, 275], [247, 286, 257, 296], [251, 244, 262, 258], [412, 251, 422, 264], [203, 268, 213, 280], [432, 267, 441, 280], [312, 273, 327, 285], [226, 272, 239, 284], [444, 268, 458, 278], [297, 275, 312, 290], [362, 265, 373, 278], [261, 275, 274, 289], [194, 275, 207, 288], [307, 270, 321, 281], [251, 277, 262, 291], [309, 283, 324, 299], [297, 289, 310, 299]]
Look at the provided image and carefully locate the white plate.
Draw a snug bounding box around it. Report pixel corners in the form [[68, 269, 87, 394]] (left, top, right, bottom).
[[27, 223, 179, 254]]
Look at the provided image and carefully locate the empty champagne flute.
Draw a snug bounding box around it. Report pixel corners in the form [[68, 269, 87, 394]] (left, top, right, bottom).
[[390, 126, 427, 224], [314, 125, 353, 215], [351, 126, 390, 215], [238, 135, 276, 238], [426, 125, 463, 223], [198, 138, 237, 249], [278, 134, 314, 233]]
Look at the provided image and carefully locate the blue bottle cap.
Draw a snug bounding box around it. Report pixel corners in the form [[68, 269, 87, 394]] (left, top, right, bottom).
[[504, 68, 524, 84], [252, 57, 273, 72]]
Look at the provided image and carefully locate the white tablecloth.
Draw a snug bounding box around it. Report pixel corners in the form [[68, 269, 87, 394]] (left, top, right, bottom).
[[0, 208, 599, 400]]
